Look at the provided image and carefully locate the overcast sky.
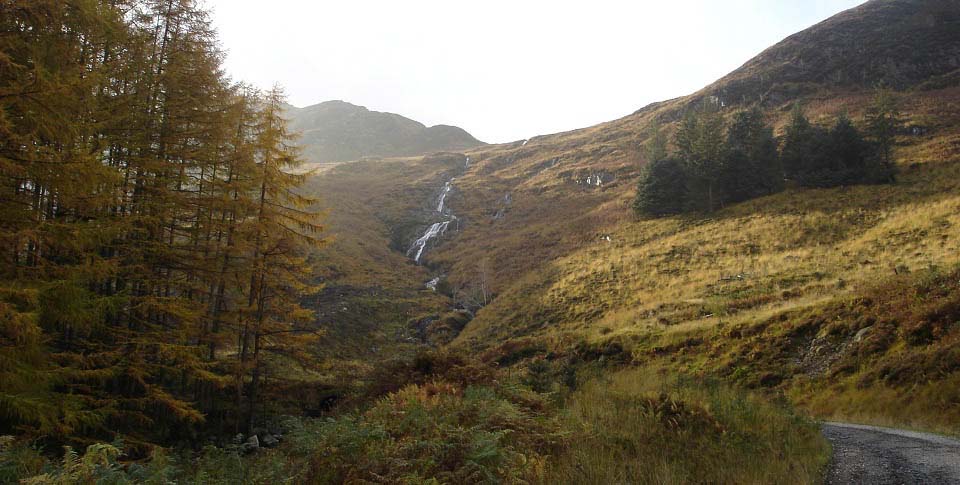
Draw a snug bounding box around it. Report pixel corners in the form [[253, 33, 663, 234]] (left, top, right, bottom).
[[204, 0, 866, 143]]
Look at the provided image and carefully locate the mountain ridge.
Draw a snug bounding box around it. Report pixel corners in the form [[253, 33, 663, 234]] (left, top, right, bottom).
[[285, 99, 484, 164]]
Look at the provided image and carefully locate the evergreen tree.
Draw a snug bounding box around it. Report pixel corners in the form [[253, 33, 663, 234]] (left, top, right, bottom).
[[0, 0, 128, 439], [864, 87, 901, 183], [675, 105, 726, 212], [644, 122, 669, 162], [236, 87, 323, 432], [633, 158, 688, 218], [797, 114, 869, 188], [721, 108, 782, 203], [781, 105, 819, 180]]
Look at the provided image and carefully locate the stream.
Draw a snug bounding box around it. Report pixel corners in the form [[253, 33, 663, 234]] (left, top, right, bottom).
[[407, 161, 465, 265]]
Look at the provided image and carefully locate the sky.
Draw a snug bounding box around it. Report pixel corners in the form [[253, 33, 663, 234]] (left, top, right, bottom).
[[204, 0, 867, 143]]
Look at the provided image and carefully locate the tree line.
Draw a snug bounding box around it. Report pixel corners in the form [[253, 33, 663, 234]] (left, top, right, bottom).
[[634, 92, 901, 217], [1, 0, 323, 450]]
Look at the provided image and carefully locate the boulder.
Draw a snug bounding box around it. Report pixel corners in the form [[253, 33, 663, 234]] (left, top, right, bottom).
[[260, 433, 279, 448], [241, 435, 259, 454]]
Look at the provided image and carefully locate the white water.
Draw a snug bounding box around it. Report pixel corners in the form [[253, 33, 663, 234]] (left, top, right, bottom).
[[408, 220, 451, 263], [436, 180, 453, 213], [408, 176, 461, 264]]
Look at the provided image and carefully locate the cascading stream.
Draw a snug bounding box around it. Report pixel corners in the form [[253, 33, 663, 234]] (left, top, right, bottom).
[[436, 180, 453, 212], [407, 175, 458, 264]]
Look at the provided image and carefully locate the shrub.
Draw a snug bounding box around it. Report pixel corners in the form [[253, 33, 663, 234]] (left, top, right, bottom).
[[303, 381, 563, 484]]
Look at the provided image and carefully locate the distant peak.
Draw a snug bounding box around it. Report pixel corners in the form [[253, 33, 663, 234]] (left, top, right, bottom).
[[284, 100, 484, 163]]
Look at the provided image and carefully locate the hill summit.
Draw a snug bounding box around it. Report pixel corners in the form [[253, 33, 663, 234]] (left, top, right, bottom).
[[285, 100, 484, 164]]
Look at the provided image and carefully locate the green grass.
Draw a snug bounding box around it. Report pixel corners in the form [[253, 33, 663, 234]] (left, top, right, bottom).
[[3, 354, 832, 484], [542, 368, 830, 484]]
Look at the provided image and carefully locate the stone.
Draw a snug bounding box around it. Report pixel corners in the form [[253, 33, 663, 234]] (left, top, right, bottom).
[[241, 435, 259, 454], [260, 433, 279, 448]]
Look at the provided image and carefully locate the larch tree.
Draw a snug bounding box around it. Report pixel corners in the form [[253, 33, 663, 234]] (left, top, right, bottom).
[[0, 0, 325, 449], [237, 87, 324, 432]]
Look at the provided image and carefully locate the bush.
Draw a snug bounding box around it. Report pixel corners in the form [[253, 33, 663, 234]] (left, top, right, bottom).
[[302, 382, 563, 484]]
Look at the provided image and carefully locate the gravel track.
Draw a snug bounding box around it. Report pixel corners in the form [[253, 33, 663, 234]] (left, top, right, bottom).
[[822, 422, 960, 484]]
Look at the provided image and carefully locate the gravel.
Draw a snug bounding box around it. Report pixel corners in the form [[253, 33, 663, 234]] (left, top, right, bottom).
[[822, 422, 960, 484]]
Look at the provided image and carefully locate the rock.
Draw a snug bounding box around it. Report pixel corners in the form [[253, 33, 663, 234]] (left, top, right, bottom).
[[241, 435, 259, 454], [260, 433, 279, 448], [854, 326, 873, 342], [233, 433, 245, 445]]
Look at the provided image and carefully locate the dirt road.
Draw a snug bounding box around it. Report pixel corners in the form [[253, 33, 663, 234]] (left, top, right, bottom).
[[822, 422, 960, 484]]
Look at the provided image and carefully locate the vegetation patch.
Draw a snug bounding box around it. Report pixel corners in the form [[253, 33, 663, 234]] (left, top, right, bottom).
[[542, 368, 830, 484]]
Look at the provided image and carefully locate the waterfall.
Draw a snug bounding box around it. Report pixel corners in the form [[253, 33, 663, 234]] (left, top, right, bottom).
[[436, 180, 453, 213], [408, 176, 458, 264], [408, 220, 452, 263]]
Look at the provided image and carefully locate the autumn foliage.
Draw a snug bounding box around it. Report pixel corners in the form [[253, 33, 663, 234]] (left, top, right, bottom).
[[0, 0, 323, 449]]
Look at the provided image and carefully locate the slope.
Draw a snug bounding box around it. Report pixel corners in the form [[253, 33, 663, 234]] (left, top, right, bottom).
[[300, 0, 960, 429]]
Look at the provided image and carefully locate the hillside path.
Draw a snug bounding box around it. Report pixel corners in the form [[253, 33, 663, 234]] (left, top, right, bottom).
[[822, 422, 960, 484]]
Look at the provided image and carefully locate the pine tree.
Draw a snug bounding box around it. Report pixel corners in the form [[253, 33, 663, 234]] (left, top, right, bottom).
[[864, 87, 901, 183], [781, 105, 817, 180], [644, 122, 669, 162], [674, 104, 726, 212], [633, 158, 688, 218], [721, 108, 782, 204], [0, 0, 128, 439], [796, 115, 869, 188]]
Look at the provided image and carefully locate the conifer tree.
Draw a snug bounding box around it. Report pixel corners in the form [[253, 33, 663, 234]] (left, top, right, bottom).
[[0, 0, 325, 446], [644, 122, 669, 162], [721, 108, 782, 203], [864, 87, 901, 183], [780, 105, 818, 180], [675, 105, 726, 211], [633, 158, 688, 218], [791, 114, 866, 188], [237, 87, 324, 431]]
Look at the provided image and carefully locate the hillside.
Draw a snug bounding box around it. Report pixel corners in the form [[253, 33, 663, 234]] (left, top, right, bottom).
[[7, 0, 960, 482], [307, 0, 960, 432], [285, 100, 483, 164]]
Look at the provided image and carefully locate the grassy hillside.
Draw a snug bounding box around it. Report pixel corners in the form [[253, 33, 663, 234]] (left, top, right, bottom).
[[455, 117, 960, 344], [294, 3, 960, 431], [2, 353, 830, 484], [444, 83, 960, 429], [281, 2, 960, 479], [297, 153, 469, 379], [8, 0, 960, 482]]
